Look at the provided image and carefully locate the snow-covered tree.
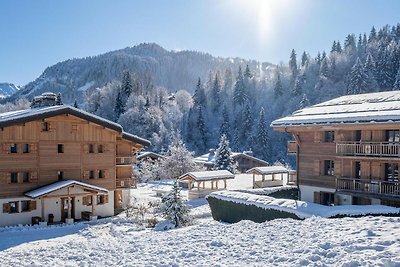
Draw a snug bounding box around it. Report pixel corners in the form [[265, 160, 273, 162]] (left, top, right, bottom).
[[193, 78, 206, 108], [73, 99, 79, 108], [214, 134, 235, 173], [114, 90, 124, 121], [300, 93, 310, 109], [394, 66, 400, 90], [233, 66, 247, 107], [289, 49, 298, 77], [121, 71, 133, 103], [56, 93, 63, 105], [159, 179, 192, 228], [219, 105, 230, 140], [253, 107, 271, 161], [274, 71, 283, 98], [347, 57, 369, 94]]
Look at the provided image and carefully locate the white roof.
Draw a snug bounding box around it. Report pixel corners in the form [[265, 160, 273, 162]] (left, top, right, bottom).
[[25, 180, 108, 198], [194, 152, 268, 165], [246, 166, 289, 175], [179, 170, 235, 181], [271, 91, 400, 127]]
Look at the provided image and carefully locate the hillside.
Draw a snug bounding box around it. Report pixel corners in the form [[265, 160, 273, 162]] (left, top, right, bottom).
[[9, 43, 272, 104], [0, 83, 19, 98]]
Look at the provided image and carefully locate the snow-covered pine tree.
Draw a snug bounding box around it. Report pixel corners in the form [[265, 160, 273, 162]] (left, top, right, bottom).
[[300, 93, 310, 109], [274, 71, 283, 98], [56, 93, 63, 105], [219, 105, 230, 140], [210, 71, 222, 112], [347, 57, 368, 95], [241, 102, 253, 147], [394, 66, 400, 90], [121, 71, 133, 103], [114, 90, 125, 121], [214, 134, 235, 173], [289, 49, 298, 77], [73, 100, 79, 108], [292, 76, 302, 97], [253, 107, 271, 161], [301, 51, 309, 68], [233, 66, 247, 107], [196, 106, 207, 152], [193, 78, 206, 108], [159, 179, 192, 228], [319, 57, 330, 78]]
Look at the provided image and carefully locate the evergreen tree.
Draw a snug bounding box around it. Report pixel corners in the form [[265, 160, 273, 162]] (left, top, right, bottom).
[[73, 99, 78, 108], [364, 53, 378, 92], [274, 71, 283, 98], [315, 52, 322, 65], [114, 91, 124, 120], [394, 66, 400, 90], [233, 66, 247, 106], [368, 26, 377, 42], [319, 57, 330, 78], [301, 51, 309, 67], [336, 41, 343, 53], [219, 105, 230, 140], [299, 93, 310, 109], [214, 134, 235, 173], [193, 78, 206, 108], [347, 57, 369, 94], [241, 102, 253, 146], [331, 41, 337, 53], [253, 107, 271, 161], [159, 179, 192, 228], [56, 93, 63, 105], [289, 49, 298, 76], [211, 71, 222, 112], [121, 71, 133, 103], [292, 76, 302, 96], [196, 106, 207, 152], [244, 64, 253, 79]]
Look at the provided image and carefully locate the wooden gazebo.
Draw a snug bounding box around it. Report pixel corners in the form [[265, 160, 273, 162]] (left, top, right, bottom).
[[246, 166, 290, 188], [179, 170, 235, 199]]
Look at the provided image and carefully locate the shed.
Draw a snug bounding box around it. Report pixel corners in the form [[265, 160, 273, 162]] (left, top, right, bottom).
[[179, 170, 235, 199], [247, 166, 291, 188]]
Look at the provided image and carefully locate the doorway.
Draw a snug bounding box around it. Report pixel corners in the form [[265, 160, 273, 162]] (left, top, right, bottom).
[[61, 197, 75, 222]]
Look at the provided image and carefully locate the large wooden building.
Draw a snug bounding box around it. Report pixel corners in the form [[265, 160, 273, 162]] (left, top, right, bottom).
[[0, 93, 150, 226], [272, 91, 400, 207]]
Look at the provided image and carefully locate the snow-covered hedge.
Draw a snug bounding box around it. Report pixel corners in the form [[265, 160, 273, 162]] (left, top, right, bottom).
[[234, 185, 298, 199], [207, 191, 400, 223]]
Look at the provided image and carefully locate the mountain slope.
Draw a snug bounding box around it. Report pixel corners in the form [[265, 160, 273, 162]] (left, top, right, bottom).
[[0, 83, 19, 98], [10, 43, 273, 103]]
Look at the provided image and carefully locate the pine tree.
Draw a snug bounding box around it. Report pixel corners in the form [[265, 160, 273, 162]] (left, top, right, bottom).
[[331, 41, 337, 53], [368, 26, 377, 42], [274, 71, 283, 98], [289, 49, 298, 77], [121, 71, 133, 103], [159, 179, 192, 228], [347, 57, 369, 94], [219, 105, 230, 140], [300, 93, 310, 109], [211, 72, 222, 112], [301, 51, 309, 67], [336, 41, 343, 53], [214, 134, 235, 173], [292, 76, 302, 96], [244, 64, 253, 79], [114, 91, 124, 120], [56, 93, 63, 105], [364, 53, 378, 92], [253, 107, 271, 161], [241, 102, 253, 146], [196, 106, 207, 152], [233, 66, 247, 107], [319, 57, 330, 78], [73, 99, 79, 108], [394, 66, 400, 90], [193, 78, 206, 108]]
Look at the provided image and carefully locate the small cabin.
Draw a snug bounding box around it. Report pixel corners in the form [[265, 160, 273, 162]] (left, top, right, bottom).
[[179, 170, 234, 199]]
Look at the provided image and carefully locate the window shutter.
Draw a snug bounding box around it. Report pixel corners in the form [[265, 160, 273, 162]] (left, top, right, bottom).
[[49, 122, 55, 132], [3, 203, 10, 213], [29, 172, 38, 183], [6, 173, 11, 184], [83, 170, 89, 180], [334, 160, 341, 177], [104, 170, 110, 179], [83, 144, 89, 154], [4, 143, 10, 154], [313, 160, 320, 176], [104, 195, 109, 204], [30, 143, 37, 153], [29, 201, 37, 211], [313, 192, 321, 204], [82, 196, 89, 206], [314, 132, 322, 143], [17, 172, 22, 184]]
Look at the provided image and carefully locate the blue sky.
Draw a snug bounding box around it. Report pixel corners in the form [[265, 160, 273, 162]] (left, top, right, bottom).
[[1, 0, 400, 86]]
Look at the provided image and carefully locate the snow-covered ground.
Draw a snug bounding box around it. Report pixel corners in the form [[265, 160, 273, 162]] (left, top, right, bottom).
[[1, 176, 399, 266]]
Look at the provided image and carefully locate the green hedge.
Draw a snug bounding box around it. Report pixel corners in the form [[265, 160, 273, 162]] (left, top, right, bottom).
[[207, 197, 301, 223], [260, 188, 298, 200]]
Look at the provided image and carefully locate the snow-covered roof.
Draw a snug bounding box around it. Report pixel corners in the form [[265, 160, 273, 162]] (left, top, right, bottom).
[[179, 170, 235, 181], [137, 151, 165, 161], [25, 180, 108, 198], [271, 91, 400, 128], [194, 152, 268, 166], [0, 104, 150, 146], [246, 166, 290, 175]]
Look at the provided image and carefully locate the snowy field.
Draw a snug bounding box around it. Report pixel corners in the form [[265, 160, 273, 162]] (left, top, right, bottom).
[[0, 175, 399, 267]]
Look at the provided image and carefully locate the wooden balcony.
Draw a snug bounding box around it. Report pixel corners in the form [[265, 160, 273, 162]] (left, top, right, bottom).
[[116, 156, 133, 165], [116, 177, 136, 188], [336, 177, 400, 198], [287, 141, 297, 154], [336, 142, 400, 158]]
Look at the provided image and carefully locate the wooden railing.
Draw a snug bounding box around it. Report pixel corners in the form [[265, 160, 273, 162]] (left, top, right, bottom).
[[116, 177, 136, 188], [336, 177, 400, 197], [116, 157, 133, 165], [336, 142, 400, 157], [287, 141, 297, 154]]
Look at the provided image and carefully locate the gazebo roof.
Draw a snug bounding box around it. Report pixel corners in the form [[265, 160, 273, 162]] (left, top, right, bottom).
[[246, 166, 290, 175], [179, 170, 235, 182]]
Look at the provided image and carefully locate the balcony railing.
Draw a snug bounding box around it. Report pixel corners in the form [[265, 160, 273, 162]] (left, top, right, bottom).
[[336, 142, 400, 157], [336, 177, 400, 197], [116, 157, 133, 165], [287, 141, 297, 154]]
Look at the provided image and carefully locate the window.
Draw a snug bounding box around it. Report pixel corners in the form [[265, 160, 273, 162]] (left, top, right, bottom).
[[89, 170, 95, 179], [385, 163, 399, 182], [42, 122, 49, 132], [9, 201, 19, 213], [355, 130, 362, 142], [386, 130, 400, 142], [88, 196, 93, 205], [58, 171, 64, 181], [58, 144, 64, 153], [324, 131, 335, 142], [324, 160, 335, 176], [10, 172, 18, 183], [22, 172, 30, 183], [97, 195, 105, 204], [23, 144, 30, 153], [98, 170, 104, 179], [355, 161, 361, 179], [10, 144, 17, 153], [88, 144, 94, 153], [98, 144, 104, 153], [21, 201, 30, 212]]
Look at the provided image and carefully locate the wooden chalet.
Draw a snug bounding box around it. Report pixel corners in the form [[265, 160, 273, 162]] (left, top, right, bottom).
[[179, 170, 234, 199], [0, 93, 150, 226], [194, 149, 268, 173], [272, 91, 400, 207]]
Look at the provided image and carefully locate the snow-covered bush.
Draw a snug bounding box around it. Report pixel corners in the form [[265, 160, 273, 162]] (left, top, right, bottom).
[[158, 179, 192, 228]]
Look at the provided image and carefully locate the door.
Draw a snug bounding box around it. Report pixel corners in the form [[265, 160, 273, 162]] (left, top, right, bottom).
[[61, 198, 75, 222]]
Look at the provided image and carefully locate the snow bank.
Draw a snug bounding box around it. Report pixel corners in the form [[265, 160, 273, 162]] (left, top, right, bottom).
[[208, 191, 400, 219]]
